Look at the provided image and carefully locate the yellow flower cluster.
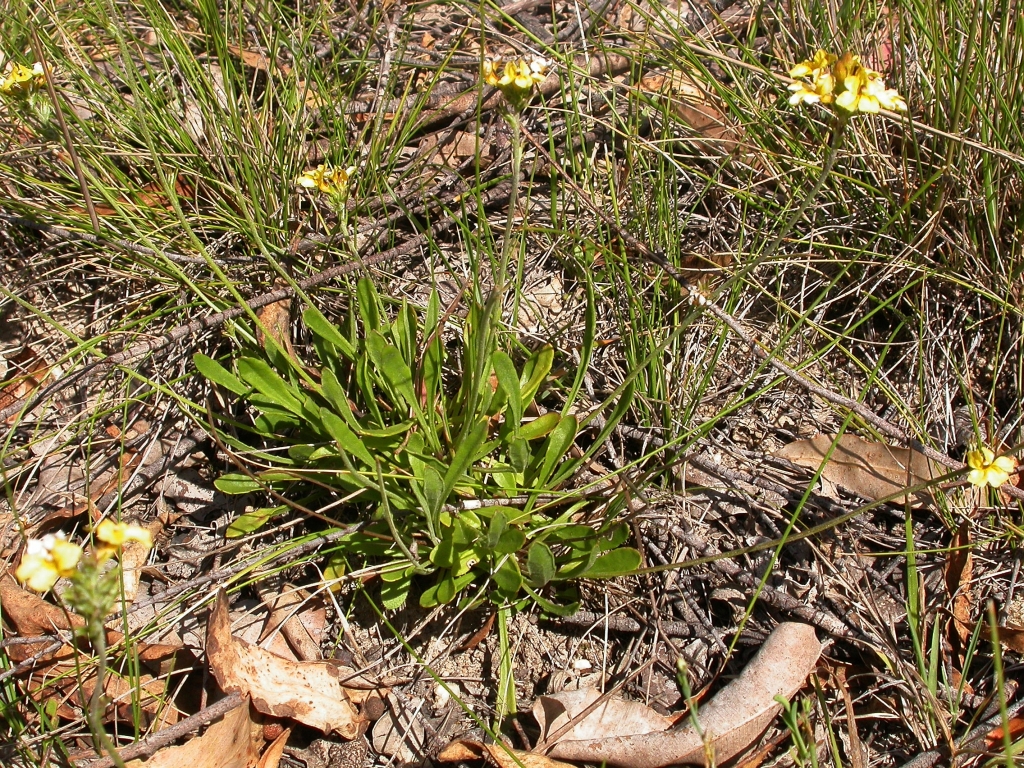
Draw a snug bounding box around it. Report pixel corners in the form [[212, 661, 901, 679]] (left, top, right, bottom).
[[15, 533, 82, 592], [0, 59, 44, 96], [789, 50, 906, 114], [966, 447, 1017, 489], [483, 57, 549, 93], [15, 520, 153, 593], [297, 164, 357, 198]]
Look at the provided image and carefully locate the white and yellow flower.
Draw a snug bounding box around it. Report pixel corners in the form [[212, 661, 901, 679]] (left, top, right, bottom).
[[15, 533, 82, 592]]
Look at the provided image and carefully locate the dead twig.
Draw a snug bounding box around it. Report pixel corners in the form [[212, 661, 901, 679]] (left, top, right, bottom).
[[72, 692, 244, 768]]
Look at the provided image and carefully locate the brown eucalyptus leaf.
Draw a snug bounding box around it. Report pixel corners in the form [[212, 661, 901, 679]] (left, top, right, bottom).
[[541, 622, 822, 768], [205, 590, 369, 739], [125, 697, 260, 768], [774, 434, 943, 504]]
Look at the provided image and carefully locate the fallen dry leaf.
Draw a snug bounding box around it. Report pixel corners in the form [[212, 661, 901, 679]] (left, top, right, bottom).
[[538, 622, 822, 767], [534, 687, 673, 743], [440, 740, 577, 768], [257, 582, 327, 662], [0, 574, 180, 667], [125, 697, 261, 768], [774, 434, 944, 505], [945, 522, 975, 649], [255, 290, 298, 363], [206, 590, 370, 739], [256, 725, 292, 768], [371, 692, 426, 764]]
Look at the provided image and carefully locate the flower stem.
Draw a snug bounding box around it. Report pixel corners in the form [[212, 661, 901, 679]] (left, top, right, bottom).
[[87, 623, 127, 768], [760, 114, 849, 263]]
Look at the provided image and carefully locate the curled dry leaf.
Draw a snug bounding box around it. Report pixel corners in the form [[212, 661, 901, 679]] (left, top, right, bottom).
[[206, 590, 374, 739], [537, 622, 822, 768], [774, 434, 944, 505], [125, 697, 261, 768]]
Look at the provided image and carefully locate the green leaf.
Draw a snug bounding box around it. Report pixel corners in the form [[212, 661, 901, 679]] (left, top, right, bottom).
[[380, 568, 413, 610], [320, 368, 360, 430], [492, 351, 522, 428], [580, 547, 642, 578], [527, 542, 556, 587], [486, 510, 509, 550], [521, 583, 578, 616], [236, 357, 303, 415], [357, 277, 381, 332], [226, 506, 287, 538], [508, 437, 531, 473], [366, 331, 417, 410], [520, 345, 553, 405], [214, 474, 263, 494], [303, 306, 356, 358], [321, 408, 375, 466], [422, 464, 445, 521], [443, 417, 487, 499], [535, 414, 578, 488], [194, 353, 248, 395], [493, 557, 523, 595], [519, 412, 561, 441], [495, 528, 526, 555]]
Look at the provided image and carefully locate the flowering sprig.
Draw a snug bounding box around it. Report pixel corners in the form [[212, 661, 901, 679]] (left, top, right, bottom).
[[15, 533, 82, 592], [966, 446, 1017, 489], [0, 58, 45, 97], [15, 520, 153, 594], [297, 164, 357, 199], [788, 50, 906, 115], [482, 56, 549, 110]]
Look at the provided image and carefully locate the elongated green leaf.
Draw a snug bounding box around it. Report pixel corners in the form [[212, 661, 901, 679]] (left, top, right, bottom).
[[493, 557, 523, 595], [521, 583, 578, 616], [226, 506, 287, 538], [495, 528, 526, 555], [357, 277, 380, 332], [422, 464, 444, 521], [380, 568, 413, 610], [367, 331, 416, 410], [486, 510, 509, 550], [580, 547, 642, 578], [321, 408, 375, 466], [527, 542, 556, 587], [443, 417, 487, 499], [536, 414, 578, 488], [520, 345, 553, 405], [519, 412, 561, 441], [492, 350, 522, 427], [303, 306, 356, 358], [194, 353, 248, 395], [214, 474, 263, 494], [236, 357, 303, 415]]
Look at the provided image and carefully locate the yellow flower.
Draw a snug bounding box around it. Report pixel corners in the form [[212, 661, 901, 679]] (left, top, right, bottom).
[[482, 56, 548, 97], [297, 164, 357, 198], [0, 60, 45, 96], [966, 447, 1017, 489], [789, 49, 837, 80], [94, 519, 153, 561], [788, 50, 905, 115], [15, 533, 83, 592]]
